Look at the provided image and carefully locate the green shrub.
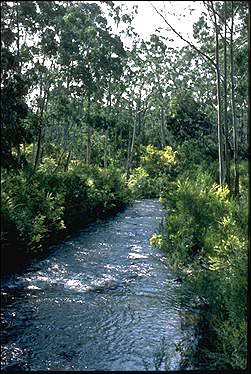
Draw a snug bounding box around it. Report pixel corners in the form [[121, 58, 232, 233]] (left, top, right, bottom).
[[152, 168, 248, 369], [1, 165, 131, 273], [128, 145, 176, 198]]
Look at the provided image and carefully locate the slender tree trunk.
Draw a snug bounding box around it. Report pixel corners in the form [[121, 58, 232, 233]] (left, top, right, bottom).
[[126, 119, 136, 179], [34, 89, 49, 170], [33, 58, 52, 170], [86, 126, 91, 165], [16, 2, 22, 164], [130, 109, 137, 161], [136, 98, 142, 135], [34, 127, 42, 170], [239, 105, 244, 144], [39, 146, 44, 165], [104, 127, 108, 168], [230, 1, 239, 197], [64, 150, 71, 172], [125, 105, 134, 179], [86, 95, 92, 165], [104, 78, 112, 168], [216, 67, 224, 186], [32, 142, 37, 165], [212, 2, 224, 186], [160, 106, 165, 149], [125, 130, 131, 177], [223, 1, 231, 190], [16, 2, 21, 75]]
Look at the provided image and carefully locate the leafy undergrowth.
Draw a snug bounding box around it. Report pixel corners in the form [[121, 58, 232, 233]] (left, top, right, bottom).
[[1, 164, 131, 274], [128, 145, 176, 198], [151, 152, 248, 370]]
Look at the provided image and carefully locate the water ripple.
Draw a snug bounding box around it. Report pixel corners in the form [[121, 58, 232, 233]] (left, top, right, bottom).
[[1, 199, 196, 371]]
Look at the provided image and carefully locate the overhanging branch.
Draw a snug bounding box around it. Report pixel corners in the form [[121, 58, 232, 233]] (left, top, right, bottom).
[[149, 1, 217, 69]]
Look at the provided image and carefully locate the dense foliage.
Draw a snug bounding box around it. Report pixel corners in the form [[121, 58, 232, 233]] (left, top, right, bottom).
[[128, 145, 176, 198], [151, 148, 248, 369], [1, 164, 130, 273]]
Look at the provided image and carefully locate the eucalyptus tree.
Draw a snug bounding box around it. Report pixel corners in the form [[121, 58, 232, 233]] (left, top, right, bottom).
[[193, 1, 248, 195], [151, 1, 248, 193], [229, 1, 248, 195], [150, 1, 224, 185], [141, 34, 175, 149], [120, 38, 156, 177], [0, 1, 39, 168], [23, 1, 66, 170], [55, 1, 127, 166]]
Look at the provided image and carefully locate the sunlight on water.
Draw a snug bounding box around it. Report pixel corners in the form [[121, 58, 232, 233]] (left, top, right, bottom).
[[128, 252, 148, 259], [1, 200, 196, 371]]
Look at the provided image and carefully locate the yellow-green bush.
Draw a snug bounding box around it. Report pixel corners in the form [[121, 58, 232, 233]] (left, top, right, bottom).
[[1, 165, 131, 273], [152, 170, 248, 369], [128, 145, 176, 198]]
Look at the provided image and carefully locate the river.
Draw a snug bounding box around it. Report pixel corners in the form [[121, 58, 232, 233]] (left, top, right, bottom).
[[1, 199, 196, 371]]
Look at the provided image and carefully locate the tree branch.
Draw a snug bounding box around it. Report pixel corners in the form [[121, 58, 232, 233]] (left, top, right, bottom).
[[149, 1, 217, 69]]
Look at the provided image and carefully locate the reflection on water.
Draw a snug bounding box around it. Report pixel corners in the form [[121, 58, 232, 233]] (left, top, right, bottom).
[[1, 199, 196, 371]]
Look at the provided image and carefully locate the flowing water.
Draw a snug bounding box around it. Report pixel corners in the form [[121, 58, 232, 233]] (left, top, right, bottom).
[[1, 199, 196, 371]]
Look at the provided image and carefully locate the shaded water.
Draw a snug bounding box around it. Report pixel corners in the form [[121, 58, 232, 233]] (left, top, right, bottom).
[[1, 199, 196, 371]]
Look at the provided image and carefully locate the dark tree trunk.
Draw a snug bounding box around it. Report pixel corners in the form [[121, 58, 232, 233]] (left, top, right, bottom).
[[64, 150, 71, 172], [34, 127, 42, 170], [104, 127, 108, 168]]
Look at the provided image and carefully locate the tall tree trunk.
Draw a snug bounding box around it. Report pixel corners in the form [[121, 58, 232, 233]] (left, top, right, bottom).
[[125, 130, 131, 177], [34, 127, 42, 170], [126, 119, 137, 179], [104, 127, 108, 168], [15, 2, 22, 164], [64, 150, 71, 172], [125, 105, 134, 179], [32, 142, 37, 165], [230, 0, 239, 197], [212, 2, 224, 186], [216, 65, 224, 187], [160, 106, 165, 149], [33, 58, 51, 170], [16, 2, 21, 74], [34, 88, 49, 170], [39, 146, 44, 165], [129, 120, 137, 171], [136, 97, 142, 135], [86, 126, 91, 165], [104, 77, 112, 168], [223, 1, 231, 190], [86, 95, 92, 165]]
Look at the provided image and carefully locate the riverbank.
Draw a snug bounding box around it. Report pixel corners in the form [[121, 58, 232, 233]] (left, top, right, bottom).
[[151, 160, 248, 370], [1, 165, 131, 276]]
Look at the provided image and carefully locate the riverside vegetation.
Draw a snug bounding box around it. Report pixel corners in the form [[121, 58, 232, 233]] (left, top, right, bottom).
[[1, 163, 131, 273], [1, 0, 249, 370], [150, 141, 248, 370]]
